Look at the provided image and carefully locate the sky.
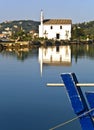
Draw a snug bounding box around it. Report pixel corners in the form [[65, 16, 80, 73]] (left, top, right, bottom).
[[0, 0, 94, 24]]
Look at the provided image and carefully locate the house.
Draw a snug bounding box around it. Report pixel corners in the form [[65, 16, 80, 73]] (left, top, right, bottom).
[[39, 10, 72, 40]]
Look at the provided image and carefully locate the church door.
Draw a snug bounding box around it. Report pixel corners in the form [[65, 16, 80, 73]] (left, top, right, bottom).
[[56, 33, 60, 39]]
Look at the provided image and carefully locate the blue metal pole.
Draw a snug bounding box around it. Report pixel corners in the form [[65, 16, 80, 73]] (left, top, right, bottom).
[[61, 73, 94, 130]]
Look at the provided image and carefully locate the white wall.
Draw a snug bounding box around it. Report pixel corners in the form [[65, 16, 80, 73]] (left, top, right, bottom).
[[39, 24, 71, 40], [39, 25, 43, 37]]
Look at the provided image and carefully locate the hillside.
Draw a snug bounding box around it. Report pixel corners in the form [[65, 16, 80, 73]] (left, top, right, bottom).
[[0, 20, 40, 33]]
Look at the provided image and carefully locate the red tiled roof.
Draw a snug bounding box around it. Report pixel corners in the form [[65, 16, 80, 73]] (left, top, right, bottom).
[[43, 19, 72, 25]]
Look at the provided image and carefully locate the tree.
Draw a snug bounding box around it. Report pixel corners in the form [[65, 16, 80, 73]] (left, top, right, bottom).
[[72, 25, 85, 40]]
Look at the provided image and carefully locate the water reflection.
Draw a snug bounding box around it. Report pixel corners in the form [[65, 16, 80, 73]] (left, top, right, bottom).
[[0, 44, 94, 63], [0, 47, 33, 61], [71, 44, 94, 62], [38, 46, 71, 75]]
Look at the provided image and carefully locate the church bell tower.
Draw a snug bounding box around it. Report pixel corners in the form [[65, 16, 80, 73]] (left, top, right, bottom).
[[41, 9, 44, 25], [39, 10, 44, 37]]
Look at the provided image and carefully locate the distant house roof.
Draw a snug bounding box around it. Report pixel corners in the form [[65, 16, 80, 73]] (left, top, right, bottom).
[[43, 19, 72, 25]]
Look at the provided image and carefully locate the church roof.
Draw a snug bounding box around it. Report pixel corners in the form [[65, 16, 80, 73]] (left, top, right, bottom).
[[43, 19, 72, 25]]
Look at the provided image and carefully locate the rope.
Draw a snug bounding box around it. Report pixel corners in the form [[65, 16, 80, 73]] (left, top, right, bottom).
[[49, 107, 94, 130]]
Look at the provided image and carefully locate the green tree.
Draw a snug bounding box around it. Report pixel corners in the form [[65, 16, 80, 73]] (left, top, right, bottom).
[[72, 25, 85, 40]]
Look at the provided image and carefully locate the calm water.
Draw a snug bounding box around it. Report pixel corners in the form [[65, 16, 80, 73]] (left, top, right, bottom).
[[0, 44, 94, 130]]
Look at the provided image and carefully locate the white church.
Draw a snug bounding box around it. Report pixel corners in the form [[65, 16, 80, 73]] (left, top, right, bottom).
[[39, 10, 72, 40]]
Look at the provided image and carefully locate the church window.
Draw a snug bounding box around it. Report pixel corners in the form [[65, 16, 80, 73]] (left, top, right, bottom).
[[60, 26, 62, 29]]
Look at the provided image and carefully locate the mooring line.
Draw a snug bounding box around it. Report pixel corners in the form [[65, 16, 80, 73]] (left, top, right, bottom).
[[49, 107, 94, 130]]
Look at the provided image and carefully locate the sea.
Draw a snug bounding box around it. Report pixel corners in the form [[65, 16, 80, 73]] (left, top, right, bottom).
[[0, 44, 94, 130]]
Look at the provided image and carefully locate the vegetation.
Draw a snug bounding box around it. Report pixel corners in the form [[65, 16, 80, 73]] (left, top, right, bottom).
[[11, 28, 32, 41], [72, 21, 94, 40]]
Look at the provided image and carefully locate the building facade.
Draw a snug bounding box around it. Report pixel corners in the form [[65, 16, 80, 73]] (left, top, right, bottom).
[[39, 10, 72, 40]]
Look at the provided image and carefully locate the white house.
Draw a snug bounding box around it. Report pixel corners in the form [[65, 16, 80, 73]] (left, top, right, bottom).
[[39, 10, 72, 40]]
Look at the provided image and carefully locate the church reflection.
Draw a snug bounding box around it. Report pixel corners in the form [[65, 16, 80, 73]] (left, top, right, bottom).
[[38, 45, 71, 75]]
